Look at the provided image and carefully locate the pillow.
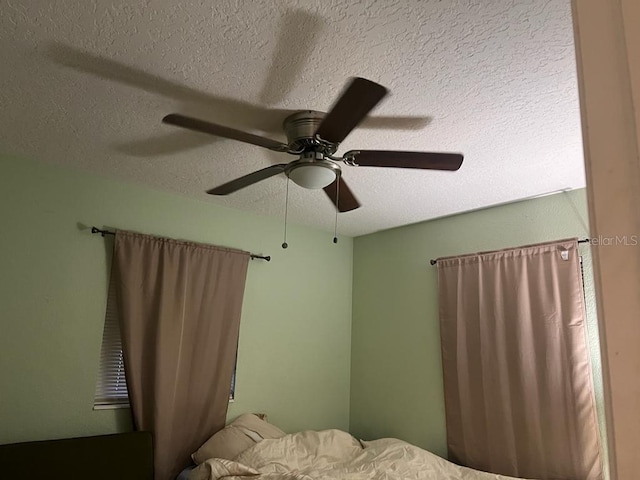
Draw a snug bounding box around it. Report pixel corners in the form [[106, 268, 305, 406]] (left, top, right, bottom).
[[192, 414, 286, 464], [231, 413, 286, 440]]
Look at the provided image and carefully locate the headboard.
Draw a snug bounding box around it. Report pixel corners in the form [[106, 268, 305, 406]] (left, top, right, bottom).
[[0, 431, 153, 479]]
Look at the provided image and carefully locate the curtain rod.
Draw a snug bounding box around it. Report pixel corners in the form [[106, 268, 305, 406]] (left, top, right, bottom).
[[91, 227, 271, 262], [429, 238, 591, 266]]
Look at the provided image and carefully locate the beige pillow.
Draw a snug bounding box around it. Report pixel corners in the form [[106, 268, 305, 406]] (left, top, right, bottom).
[[192, 414, 286, 464], [231, 413, 286, 440]]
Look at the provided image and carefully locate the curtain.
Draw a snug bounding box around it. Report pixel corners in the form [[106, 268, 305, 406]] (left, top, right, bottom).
[[437, 239, 603, 480], [112, 231, 250, 480]]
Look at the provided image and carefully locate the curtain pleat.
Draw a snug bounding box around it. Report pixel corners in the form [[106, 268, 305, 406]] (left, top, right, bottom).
[[112, 231, 250, 480], [437, 239, 603, 480]]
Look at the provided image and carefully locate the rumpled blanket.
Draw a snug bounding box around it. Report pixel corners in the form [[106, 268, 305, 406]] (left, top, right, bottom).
[[189, 429, 526, 480]]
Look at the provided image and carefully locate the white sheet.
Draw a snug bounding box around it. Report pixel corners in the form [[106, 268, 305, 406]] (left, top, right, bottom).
[[189, 429, 528, 480]]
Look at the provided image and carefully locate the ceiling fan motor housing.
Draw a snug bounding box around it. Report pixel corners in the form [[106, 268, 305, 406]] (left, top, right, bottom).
[[283, 110, 336, 154]]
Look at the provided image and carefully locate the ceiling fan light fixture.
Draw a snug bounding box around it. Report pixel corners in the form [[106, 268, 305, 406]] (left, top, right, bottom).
[[287, 163, 338, 189]]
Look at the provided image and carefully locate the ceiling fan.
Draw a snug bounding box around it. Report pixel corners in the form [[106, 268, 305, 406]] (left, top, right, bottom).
[[162, 77, 463, 212]]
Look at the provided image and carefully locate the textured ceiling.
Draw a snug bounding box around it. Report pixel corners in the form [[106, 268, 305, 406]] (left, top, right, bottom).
[[0, 0, 584, 237]]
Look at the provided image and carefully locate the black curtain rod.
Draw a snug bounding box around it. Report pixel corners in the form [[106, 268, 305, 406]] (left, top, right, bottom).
[[91, 227, 271, 262], [429, 238, 591, 266]]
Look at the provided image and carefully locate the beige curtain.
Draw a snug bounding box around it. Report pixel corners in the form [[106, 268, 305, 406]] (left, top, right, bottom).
[[437, 239, 603, 480], [112, 231, 250, 480]]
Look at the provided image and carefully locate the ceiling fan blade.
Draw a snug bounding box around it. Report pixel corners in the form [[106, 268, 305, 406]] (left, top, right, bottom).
[[260, 10, 325, 105], [344, 150, 463, 171], [315, 78, 388, 144], [115, 132, 216, 157], [163, 114, 289, 152], [361, 115, 431, 130], [51, 44, 286, 133], [207, 164, 288, 195], [323, 177, 361, 212]]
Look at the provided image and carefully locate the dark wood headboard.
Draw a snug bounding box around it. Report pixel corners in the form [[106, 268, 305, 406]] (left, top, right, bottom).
[[0, 431, 153, 479]]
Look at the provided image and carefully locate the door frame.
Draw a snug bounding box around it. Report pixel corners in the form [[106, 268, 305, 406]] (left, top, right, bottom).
[[572, 1, 640, 478]]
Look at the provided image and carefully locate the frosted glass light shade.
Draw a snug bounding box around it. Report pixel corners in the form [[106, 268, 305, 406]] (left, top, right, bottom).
[[288, 164, 337, 189]]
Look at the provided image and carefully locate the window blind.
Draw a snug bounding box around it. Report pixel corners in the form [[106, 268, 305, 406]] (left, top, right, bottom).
[[94, 273, 129, 407]]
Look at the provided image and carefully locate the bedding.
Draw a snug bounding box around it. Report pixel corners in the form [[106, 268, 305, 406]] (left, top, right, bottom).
[[192, 413, 287, 464], [189, 429, 527, 480], [178, 465, 197, 480]]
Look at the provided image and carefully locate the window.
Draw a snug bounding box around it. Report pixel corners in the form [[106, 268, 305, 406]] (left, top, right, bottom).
[[94, 275, 237, 408], [230, 361, 236, 402], [94, 276, 129, 408]]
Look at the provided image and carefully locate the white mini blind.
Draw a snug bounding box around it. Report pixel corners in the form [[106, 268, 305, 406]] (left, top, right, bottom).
[[94, 274, 129, 407]]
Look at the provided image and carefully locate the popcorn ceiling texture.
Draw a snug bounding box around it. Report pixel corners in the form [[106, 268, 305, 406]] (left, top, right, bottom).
[[0, 0, 584, 236]]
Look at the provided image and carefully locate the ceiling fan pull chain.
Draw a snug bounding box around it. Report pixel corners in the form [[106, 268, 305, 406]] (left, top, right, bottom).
[[333, 178, 339, 244], [282, 178, 290, 249]]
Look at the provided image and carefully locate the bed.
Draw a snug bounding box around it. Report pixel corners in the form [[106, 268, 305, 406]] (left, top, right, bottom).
[[185, 415, 526, 480]]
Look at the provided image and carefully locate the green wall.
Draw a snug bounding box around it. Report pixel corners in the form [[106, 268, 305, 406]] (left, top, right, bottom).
[[350, 190, 606, 462], [0, 155, 353, 444], [0, 153, 606, 470]]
